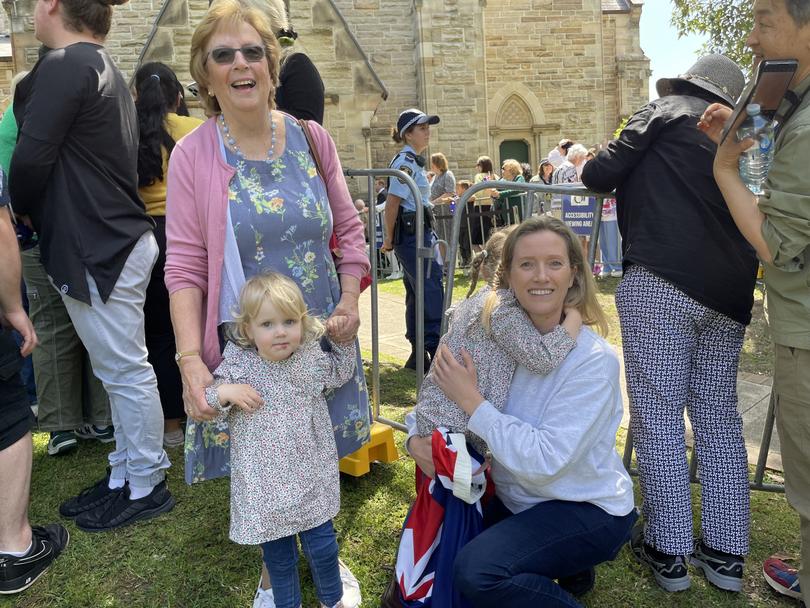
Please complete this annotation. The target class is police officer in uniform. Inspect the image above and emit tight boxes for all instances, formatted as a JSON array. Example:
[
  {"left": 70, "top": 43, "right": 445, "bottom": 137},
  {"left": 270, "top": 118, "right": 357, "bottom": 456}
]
[{"left": 381, "top": 109, "right": 444, "bottom": 370}]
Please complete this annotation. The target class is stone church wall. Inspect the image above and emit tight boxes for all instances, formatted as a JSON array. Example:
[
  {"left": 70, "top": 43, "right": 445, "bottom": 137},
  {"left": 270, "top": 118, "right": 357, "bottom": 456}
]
[{"left": 2, "top": 0, "right": 649, "bottom": 195}]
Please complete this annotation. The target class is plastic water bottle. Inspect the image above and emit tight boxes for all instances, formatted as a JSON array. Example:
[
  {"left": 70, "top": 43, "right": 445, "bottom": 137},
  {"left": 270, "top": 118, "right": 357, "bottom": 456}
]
[{"left": 738, "top": 103, "right": 775, "bottom": 195}]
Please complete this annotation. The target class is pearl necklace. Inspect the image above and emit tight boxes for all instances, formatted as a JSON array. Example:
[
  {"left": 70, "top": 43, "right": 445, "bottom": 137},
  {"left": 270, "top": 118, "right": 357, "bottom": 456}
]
[{"left": 219, "top": 112, "right": 277, "bottom": 163}]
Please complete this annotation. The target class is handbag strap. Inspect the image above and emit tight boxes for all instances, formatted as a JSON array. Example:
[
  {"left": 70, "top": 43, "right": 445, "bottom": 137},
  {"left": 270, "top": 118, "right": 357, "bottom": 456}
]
[{"left": 298, "top": 118, "right": 326, "bottom": 180}]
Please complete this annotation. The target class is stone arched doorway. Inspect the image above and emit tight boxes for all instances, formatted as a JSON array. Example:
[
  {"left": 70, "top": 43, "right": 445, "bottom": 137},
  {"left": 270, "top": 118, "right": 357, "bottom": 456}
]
[{"left": 489, "top": 86, "right": 549, "bottom": 168}]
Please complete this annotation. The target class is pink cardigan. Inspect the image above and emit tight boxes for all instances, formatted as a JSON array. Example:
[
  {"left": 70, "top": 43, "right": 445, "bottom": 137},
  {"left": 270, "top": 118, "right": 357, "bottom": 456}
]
[{"left": 164, "top": 116, "right": 369, "bottom": 370}]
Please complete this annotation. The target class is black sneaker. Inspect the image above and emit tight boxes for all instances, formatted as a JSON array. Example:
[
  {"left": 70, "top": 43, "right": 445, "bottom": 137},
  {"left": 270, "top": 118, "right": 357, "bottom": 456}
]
[
  {"left": 558, "top": 568, "right": 595, "bottom": 597},
  {"left": 74, "top": 424, "right": 115, "bottom": 444},
  {"left": 47, "top": 431, "right": 77, "bottom": 456},
  {"left": 59, "top": 470, "right": 121, "bottom": 518},
  {"left": 403, "top": 349, "right": 431, "bottom": 372},
  {"left": 0, "top": 524, "right": 69, "bottom": 594},
  {"left": 75, "top": 480, "right": 175, "bottom": 532},
  {"left": 690, "top": 538, "right": 744, "bottom": 592},
  {"left": 630, "top": 524, "right": 691, "bottom": 592}
]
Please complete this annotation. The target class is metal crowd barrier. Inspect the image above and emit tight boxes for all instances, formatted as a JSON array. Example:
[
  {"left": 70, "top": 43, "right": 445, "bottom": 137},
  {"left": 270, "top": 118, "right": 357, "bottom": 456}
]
[
  {"left": 622, "top": 391, "right": 784, "bottom": 493},
  {"left": 345, "top": 170, "right": 783, "bottom": 492},
  {"left": 442, "top": 180, "right": 609, "bottom": 330},
  {"left": 344, "top": 168, "right": 431, "bottom": 432}
]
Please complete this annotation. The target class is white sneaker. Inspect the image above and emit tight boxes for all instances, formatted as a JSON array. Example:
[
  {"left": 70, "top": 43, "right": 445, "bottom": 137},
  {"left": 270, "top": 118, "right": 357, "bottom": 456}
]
[
  {"left": 339, "top": 559, "right": 362, "bottom": 608},
  {"left": 387, "top": 272, "right": 403, "bottom": 280},
  {"left": 253, "top": 562, "right": 358, "bottom": 608},
  {"left": 253, "top": 576, "right": 276, "bottom": 608},
  {"left": 610, "top": 270, "right": 623, "bottom": 278}
]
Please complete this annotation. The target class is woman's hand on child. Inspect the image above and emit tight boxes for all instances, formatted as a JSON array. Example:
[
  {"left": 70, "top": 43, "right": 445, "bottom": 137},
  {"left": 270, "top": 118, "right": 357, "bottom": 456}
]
[
  {"left": 326, "top": 314, "right": 355, "bottom": 344},
  {"left": 180, "top": 357, "right": 217, "bottom": 422},
  {"left": 562, "top": 307, "right": 583, "bottom": 340},
  {"left": 432, "top": 345, "right": 484, "bottom": 416},
  {"left": 217, "top": 384, "right": 264, "bottom": 413}
]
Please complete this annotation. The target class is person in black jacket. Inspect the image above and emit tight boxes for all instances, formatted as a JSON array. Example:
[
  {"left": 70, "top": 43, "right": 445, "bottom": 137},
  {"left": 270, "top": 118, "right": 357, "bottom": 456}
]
[
  {"left": 581, "top": 55, "right": 756, "bottom": 594},
  {"left": 375, "top": 178, "right": 388, "bottom": 205},
  {"left": 276, "top": 51, "right": 325, "bottom": 125}
]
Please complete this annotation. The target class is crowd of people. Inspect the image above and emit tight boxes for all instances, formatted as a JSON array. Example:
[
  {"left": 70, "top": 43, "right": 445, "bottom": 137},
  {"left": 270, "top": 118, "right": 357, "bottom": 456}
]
[
  {"left": 0, "top": 0, "right": 809, "bottom": 607},
  {"left": 365, "top": 133, "right": 622, "bottom": 289}
]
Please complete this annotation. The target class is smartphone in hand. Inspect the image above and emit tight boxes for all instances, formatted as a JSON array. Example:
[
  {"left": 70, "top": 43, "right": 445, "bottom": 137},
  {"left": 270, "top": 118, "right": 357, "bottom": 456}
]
[{"left": 719, "top": 59, "right": 798, "bottom": 145}]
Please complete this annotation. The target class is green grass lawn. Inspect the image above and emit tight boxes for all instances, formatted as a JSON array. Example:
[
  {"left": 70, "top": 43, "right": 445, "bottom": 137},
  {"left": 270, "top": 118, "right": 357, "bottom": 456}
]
[
  {"left": 5, "top": 278, "right": 783, "bottom": 607},
  {"left": 7, "top": 356, "right": 798, "bottom": 608}
]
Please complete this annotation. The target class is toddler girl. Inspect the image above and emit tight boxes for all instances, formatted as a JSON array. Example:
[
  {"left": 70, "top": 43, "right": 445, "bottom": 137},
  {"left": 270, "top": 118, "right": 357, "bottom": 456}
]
[
  {"left": 206, "top": 272, "right": 356, "bottom": 608},
  {"left": 414, "top": 226, "right": 582, "bottom": 455}
]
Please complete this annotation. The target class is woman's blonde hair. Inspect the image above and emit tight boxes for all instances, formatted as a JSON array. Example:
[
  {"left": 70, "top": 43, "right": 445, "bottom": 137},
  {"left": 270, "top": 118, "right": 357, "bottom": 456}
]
[
  {"left": 482, "top": 215, "right": 608, "bottom": 336},
  {"left": 466, "top": 225, "right": 516, "bottom": 299},
  {"left": 236, "top": 0, "right": 288, "bottom": 30},
  {"left": 501, "top": 158, "right": 521, "bottom": 179},
  {"left": 430, "top": 152, "right": 448, "bottom": 173},
  {"left": 229, "top": 271, "right": 323, "bottom": 349},
  {"left": 190, "top": 0, "right": 281, "bottom": 116}
]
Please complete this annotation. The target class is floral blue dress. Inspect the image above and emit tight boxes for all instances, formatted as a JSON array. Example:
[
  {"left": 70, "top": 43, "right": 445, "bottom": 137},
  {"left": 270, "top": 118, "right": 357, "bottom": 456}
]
[{"left": 184, "top": 116, "right": 371, "bottom": 484}]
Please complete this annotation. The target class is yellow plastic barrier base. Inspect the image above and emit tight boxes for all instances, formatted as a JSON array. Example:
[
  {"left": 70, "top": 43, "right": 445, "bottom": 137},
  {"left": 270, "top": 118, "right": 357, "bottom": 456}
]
[{"left": 339, "top": 422, "right": 399, "bottom": 477}]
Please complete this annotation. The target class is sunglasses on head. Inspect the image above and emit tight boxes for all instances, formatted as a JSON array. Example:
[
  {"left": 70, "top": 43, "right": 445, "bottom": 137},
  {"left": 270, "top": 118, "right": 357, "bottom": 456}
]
[{"left": 206, "top": 45, "right": 266, "bottom": 65}]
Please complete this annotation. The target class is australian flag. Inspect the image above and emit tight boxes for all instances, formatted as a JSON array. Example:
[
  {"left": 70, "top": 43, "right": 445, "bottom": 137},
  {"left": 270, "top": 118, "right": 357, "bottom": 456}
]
[{"left": 393, "top": 428, "right": 492, "bottom": 607}]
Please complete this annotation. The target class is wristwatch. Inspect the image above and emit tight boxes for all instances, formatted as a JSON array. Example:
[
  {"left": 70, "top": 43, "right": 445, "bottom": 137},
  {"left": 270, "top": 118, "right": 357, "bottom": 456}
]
[{"left": 174, "top": 350, "right": 200, "bottom": 363}]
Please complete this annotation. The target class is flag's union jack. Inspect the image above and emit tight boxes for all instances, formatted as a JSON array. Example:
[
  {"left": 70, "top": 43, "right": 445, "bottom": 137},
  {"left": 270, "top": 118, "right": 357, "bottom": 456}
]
[{"left": 393, "top": 428, "right": 492, "bottom": 607}]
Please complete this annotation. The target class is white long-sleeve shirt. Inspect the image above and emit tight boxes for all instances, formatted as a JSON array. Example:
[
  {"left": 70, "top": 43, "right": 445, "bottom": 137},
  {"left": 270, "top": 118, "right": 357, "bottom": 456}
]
[{"left": 407, "top": 327, "right": 635, "bottom": 517}]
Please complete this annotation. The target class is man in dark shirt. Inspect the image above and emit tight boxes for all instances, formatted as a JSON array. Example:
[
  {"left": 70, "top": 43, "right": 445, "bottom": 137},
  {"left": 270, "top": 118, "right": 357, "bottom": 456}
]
[
  {"left": 10, "top": 10, "right": 173, "bottom": 532},
  {"left": 0, "top": 175, "right": 69, "bottom": 594},
  {"left": 376, "top": 178, "right": 388, "bottom": 205},
  {"left": 11, "top": 45, "right": 152, "bottom": 304},
  {"left": 582, "top": 55, "right": 756, "bottom": 593}
]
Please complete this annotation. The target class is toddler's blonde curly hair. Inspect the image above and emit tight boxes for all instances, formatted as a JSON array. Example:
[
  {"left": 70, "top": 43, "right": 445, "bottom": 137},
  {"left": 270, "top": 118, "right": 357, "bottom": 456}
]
[{"left": 228, "top": 271, "right": 323, "bottom": 350}]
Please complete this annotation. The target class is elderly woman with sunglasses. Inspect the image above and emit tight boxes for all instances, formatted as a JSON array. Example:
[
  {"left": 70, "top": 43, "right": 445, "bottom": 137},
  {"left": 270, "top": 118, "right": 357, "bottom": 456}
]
[{"left": 164, "top": 1, "right": 369, "bottom": 605}]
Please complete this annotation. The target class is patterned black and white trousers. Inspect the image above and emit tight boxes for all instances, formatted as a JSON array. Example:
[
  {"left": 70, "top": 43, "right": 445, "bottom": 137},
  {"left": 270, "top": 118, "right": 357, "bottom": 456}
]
[{"left": 616, "top": 264, "right": 749, "bottom": 556}]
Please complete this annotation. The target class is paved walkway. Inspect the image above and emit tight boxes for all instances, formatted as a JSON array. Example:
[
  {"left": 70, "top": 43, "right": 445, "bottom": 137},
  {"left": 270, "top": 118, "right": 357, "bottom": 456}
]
[{"left": 358, "top": 288, "right": 783, "bottom": 472}]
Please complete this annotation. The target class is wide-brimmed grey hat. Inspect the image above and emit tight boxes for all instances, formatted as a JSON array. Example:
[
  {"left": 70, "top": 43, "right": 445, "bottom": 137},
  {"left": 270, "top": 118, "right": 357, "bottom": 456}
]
[{"left": 656, "top": 54, "right": 745, "bottom": 106}]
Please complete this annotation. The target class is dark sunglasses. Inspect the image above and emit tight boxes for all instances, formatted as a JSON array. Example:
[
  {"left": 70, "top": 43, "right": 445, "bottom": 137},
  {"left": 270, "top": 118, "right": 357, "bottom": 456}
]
[{"left": 206, "top": 45, "right": 266, "bottom": 65}]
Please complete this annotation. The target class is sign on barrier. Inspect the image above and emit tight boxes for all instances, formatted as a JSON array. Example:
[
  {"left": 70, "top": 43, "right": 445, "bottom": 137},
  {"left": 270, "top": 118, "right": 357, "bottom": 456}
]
[{"left": 561, "top": 195, "right": 598, "bottom": 235}]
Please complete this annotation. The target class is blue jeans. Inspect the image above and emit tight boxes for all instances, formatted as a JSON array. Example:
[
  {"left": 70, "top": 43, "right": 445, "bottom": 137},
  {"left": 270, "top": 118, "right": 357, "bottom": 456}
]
[
  {"left": 393, "top": 229, "right": 444, "bottom": 351},
  {"left": 599, "top": 220, "right": 622, "bottom": 273},
  {"left": 454, "top": 498, "right": 637, "bottom": 607},
  {"left": 261, "top": 519, "right": 342, "bottom": 608}
]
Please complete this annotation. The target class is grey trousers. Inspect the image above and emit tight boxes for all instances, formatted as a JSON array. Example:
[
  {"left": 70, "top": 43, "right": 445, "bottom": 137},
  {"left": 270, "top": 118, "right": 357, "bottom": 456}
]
[{"left": 56, "top": 232, "right": 170, "bottom": 488}]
